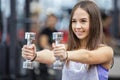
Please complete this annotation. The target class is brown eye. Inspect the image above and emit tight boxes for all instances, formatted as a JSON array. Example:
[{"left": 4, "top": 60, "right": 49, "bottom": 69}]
[
  {"left": 81, "top": 19, "right": 87, "bottom": 22},
  {"left": 72, "top": 20, "right": 76, "bottom": 23}
]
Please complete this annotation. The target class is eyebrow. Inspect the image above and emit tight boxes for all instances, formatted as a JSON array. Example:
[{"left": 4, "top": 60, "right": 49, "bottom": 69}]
[{"left": 72, "top": 18, "right": 88, "bottom": 20}]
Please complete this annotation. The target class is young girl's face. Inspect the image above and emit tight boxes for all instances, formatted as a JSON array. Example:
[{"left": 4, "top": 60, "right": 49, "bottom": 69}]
[{"left": 72, "top": 7, "right": 90, "bottom": 41}]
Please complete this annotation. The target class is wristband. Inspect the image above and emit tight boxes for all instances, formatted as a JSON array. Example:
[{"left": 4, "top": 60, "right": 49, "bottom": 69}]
[{"left": 31, "top": 53, "right": 37, "bottom": 62}]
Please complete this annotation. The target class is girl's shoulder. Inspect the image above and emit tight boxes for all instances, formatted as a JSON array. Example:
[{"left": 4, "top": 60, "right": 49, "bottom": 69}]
[
  {"left": 99, "top": 44, "right": 106, "bottom": 47},
  {"left": 99, "top": 44, "right": 110, "bottom": 47},
  {"left": 98, "top": 44, "right": 113, "bottom": 51}
]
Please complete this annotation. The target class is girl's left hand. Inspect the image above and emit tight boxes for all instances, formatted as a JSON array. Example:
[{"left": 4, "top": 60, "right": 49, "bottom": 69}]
[{"left": 53, "top": 43, "right": 67, "bottom": 61}]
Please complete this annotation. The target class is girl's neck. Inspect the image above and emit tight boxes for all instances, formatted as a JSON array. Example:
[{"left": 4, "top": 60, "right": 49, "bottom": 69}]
[{"left": 80, "top": 40, "right": 87, "bottom": 49}]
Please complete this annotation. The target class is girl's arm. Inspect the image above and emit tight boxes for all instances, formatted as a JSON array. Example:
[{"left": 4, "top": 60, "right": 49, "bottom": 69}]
[
  {"left": 67, "top": 46, "right": 113, "bottom": 65},
  {"left": 22, "top": 44, "right": 55, "bottom": 65},
  {"left": 35, "top": 49, "right": 55, "bottom": 65}
]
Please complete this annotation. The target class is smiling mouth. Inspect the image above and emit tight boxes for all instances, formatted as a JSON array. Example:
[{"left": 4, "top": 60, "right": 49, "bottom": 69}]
[{"left": 76, "top": 30, "right": 85, "bottom": 34}]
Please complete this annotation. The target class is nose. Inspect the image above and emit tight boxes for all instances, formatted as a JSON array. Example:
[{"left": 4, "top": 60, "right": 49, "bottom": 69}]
[{"left": 75, "top": 22, "right": 82, "bottom": 28}]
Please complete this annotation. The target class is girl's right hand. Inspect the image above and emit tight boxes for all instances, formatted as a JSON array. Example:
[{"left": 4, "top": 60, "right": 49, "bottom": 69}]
[{"left": 21, "top": 44, "right": 36, "bottom": 61}]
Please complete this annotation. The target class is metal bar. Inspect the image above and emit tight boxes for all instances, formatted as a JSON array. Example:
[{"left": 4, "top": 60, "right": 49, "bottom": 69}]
[
  {"left": 9, "top": 0, "right": 17, "bottom": 79},
  {"left": 113, "top": 0, "right": 119, "bottom": 37},
  {"left": 25, "top": 0, "right": 31, "bottom": 32}
]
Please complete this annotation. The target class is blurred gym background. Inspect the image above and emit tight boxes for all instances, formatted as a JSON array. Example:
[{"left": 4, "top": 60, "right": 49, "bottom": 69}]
[{"left": 0, "top": 0, "right": 120, "bottom": 80}]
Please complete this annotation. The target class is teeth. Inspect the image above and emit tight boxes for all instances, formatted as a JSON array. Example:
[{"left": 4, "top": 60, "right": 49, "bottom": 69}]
[
  {"left": 77, "top": 31, "right": 84, "bottom": 33},
  {"left": 76, "top": 30, "right": 85, "bottom": 32}
]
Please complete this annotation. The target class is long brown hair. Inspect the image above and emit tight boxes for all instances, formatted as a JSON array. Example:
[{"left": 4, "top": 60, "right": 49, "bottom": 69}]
[{"left": 67, "top": 0, "right": 104, "bottom": 50}]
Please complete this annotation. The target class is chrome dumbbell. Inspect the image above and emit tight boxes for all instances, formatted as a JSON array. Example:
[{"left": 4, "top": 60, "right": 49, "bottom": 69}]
[
  {"left": 52, "top": 32, "right": 64, "bottom": 70},
  {"left": 23, "top": 32, "right": 36, "bottom": 69}
]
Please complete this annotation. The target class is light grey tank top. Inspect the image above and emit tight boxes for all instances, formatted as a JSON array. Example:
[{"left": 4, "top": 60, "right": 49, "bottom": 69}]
[{"left": 62, "top": 61, "right": 99, "bottom": 80}]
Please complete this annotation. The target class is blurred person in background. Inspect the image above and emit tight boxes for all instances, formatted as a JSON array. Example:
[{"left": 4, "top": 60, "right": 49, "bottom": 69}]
[
  {"left": 101, "top": 11, "right": 118, "bottom": 48},
  {"left": 22, "top": 0, "right": 114, "bottom": 80},
  {"left": 36, "top": 13, "right": 58, "bottom": 80},
  {"left": 38, "top": 13, "right": 58, "bottom": 50}
]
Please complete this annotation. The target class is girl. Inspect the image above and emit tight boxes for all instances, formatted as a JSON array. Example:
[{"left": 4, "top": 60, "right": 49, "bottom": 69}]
[{"left": 22, "top": 1, "right": 113, "bottom": 80}]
